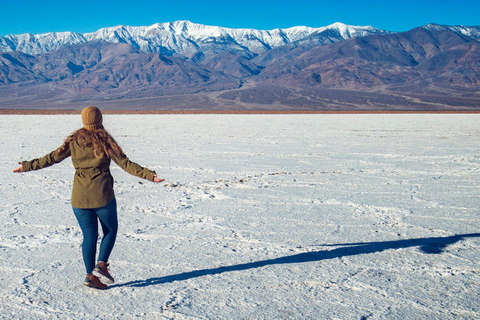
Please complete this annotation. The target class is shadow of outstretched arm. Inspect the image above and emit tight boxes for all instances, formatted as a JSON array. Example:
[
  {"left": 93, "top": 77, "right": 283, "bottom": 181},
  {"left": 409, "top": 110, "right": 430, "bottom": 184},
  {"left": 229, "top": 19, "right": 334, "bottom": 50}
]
[{"left": 111, "top": 233, "right": 480, "bottom": 289}]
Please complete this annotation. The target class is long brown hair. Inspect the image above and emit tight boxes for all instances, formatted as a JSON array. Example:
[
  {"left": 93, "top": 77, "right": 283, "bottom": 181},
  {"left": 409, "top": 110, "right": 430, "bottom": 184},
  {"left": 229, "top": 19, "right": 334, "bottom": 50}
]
[{"left": 57, "top": 128, "right": 124, "bottom": 159}]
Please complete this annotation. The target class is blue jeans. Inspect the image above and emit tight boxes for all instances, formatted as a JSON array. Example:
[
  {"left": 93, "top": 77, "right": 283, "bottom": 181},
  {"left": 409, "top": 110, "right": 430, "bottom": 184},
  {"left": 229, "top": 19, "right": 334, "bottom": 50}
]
[{"left": 72, "top": 198, "right": 118, "bottom": 274}]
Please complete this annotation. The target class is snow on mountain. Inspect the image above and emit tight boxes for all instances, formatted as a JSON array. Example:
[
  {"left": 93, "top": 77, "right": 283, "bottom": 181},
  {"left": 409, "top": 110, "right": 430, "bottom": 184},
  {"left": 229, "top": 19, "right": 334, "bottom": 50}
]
[
  {"left": 0, "top": 32, "right": 87, "bottom": 55},
  {"left": 316, "top": 22, "right": 387, "bottom": 39},
  {"left": 446, "top": 25, "right": 480, "bottom": 40},
  {"left": 422, "top": 23, "right": 480, "bottom": 40},
  {"left": 0, "top": 20, "right": 388, "bottom": 56}
]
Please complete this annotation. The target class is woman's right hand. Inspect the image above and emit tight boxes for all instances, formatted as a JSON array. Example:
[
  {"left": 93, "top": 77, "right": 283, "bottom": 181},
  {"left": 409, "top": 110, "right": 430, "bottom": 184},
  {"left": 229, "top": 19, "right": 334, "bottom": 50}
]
[{"left": 13, "top": 162, "right": 23, "bottom": 173}]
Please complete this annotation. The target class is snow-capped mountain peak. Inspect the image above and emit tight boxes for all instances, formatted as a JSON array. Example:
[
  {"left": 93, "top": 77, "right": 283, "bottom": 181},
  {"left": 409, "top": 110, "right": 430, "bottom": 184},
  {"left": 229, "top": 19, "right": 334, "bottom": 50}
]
[
  {"left": 319, "top": 22, "right": 390, "bottom": 39},
  {"left": 0, "top": 20, "right": 388, "bottom": 56},
  {"left": 422, "top": 23, "right": 480, "bottom": 40}
]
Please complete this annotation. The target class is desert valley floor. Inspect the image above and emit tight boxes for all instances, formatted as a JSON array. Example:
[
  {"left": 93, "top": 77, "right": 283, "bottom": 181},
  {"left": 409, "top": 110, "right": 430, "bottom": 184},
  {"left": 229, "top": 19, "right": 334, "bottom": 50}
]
[{"left": 0, "top": 114, "right": 479, "bottom": 319}]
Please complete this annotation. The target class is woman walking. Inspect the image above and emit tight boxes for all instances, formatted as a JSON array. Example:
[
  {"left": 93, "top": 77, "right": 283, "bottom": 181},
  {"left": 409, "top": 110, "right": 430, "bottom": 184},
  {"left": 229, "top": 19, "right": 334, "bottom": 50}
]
[{"left": 13, "top": 106, "right": 164, "bottom": 290}]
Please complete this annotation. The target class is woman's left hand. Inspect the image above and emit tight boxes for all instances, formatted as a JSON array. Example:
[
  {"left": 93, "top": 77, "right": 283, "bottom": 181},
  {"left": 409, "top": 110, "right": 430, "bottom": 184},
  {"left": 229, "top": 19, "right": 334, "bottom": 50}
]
[{"left": 153, "top": 174, "right": 165, "bottom": 183}]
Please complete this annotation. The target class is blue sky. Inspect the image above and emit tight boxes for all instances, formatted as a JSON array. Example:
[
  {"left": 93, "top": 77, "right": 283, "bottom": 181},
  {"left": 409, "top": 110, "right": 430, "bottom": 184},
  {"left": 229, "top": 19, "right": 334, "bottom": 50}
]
[{"left": 0, "top": 0, "right": 479, "bottom": 36}]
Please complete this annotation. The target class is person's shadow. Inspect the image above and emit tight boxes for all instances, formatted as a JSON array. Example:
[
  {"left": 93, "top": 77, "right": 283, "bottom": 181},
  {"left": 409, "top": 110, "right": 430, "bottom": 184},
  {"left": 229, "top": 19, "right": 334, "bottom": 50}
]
[{"left": 110, "top": 233, "right": 480, "bottom": 289}]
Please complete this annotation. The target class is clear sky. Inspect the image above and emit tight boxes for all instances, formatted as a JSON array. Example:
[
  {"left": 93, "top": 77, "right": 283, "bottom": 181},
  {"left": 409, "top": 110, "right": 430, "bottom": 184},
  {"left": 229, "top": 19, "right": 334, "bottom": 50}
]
[{"left": 0, "top": 0, "right": 479, "bottom": 36}]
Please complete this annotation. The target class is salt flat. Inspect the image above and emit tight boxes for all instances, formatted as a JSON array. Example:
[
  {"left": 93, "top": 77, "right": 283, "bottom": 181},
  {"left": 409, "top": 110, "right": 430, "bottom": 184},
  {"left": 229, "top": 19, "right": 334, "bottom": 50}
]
[{"left": 0, "top": 114, "right": 479, "bottom": 319}]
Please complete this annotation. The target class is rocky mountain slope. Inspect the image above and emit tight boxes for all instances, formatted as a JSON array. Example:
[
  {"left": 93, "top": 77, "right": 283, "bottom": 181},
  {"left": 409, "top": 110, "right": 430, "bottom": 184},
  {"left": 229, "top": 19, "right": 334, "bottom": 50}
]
[
  {"left": 0, "top": 21, "right": 479, "bottom": 110},
  {"left": 256, "top": 25, "right": 480, "bottom": 88}
]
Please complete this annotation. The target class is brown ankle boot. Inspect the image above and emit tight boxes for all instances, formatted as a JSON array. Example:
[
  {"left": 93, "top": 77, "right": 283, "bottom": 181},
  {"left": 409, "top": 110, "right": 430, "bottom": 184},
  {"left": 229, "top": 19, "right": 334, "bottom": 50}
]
[
  {"left": 84, "top": 274, "right": 107, "bottom": 290},
  {"left": 93, "top": 261, "right": 115, "bottom": 284}
]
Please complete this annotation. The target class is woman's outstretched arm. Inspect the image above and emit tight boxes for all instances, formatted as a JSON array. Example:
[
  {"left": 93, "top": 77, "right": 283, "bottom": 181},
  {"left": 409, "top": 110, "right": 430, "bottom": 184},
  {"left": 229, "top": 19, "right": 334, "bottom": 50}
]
[
  {"left": 112, "top": 151, "right": 164, "bottom": 183},
  {"left": 13, "top": 147, "right": 71, "bottom": 173}
]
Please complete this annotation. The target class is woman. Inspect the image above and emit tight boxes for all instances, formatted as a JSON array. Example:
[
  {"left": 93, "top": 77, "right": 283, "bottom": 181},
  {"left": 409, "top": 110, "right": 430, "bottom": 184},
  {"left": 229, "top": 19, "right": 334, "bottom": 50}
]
[{"left": 13, "top": 106, "right": 164, "bottom": 290}]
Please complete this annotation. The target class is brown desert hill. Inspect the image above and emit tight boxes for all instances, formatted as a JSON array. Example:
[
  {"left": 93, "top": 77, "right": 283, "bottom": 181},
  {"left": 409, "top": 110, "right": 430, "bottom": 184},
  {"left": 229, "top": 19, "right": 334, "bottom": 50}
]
[
  {"left": 255, "top": 25, "right": 480, "bottom": 91},
  {"left": 1, "top": 41, "right": 240, "bottom": 93},
  {"left": 0, "top": 51, "right": 41, "bottom": 84},
  {"left": 200, "top": 51, "right": 262, "bottom": 78}
]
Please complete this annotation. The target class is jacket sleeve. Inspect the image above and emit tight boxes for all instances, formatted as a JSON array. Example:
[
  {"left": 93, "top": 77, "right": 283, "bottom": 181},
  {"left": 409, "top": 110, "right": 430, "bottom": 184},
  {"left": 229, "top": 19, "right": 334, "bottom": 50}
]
[
  {"left": 111, "top": 152, "right": 156, "bottom": 181},
  {"left": 22, "top": 146, "right": 71, "bottom": 172}
]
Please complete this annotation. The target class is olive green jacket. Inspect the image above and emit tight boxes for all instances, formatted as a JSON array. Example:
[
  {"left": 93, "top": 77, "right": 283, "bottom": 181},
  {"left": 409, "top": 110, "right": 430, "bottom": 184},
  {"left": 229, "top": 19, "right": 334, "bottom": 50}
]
[{"left": 22, "top": 139, "right": 156, "bottom": 209}]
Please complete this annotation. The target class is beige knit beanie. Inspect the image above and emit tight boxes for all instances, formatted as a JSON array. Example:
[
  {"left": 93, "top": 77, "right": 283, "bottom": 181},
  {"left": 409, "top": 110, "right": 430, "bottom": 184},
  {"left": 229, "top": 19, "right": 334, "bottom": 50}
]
[{"left": 81, "top": 106, "right": 103, "bottom": 130}]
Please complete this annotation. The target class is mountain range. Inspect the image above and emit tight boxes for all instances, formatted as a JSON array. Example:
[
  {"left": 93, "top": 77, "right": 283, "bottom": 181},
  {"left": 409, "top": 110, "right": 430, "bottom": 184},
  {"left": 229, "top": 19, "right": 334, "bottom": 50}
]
[{"left": 1, "top": 21, "right": 479, "bottom": 111}]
